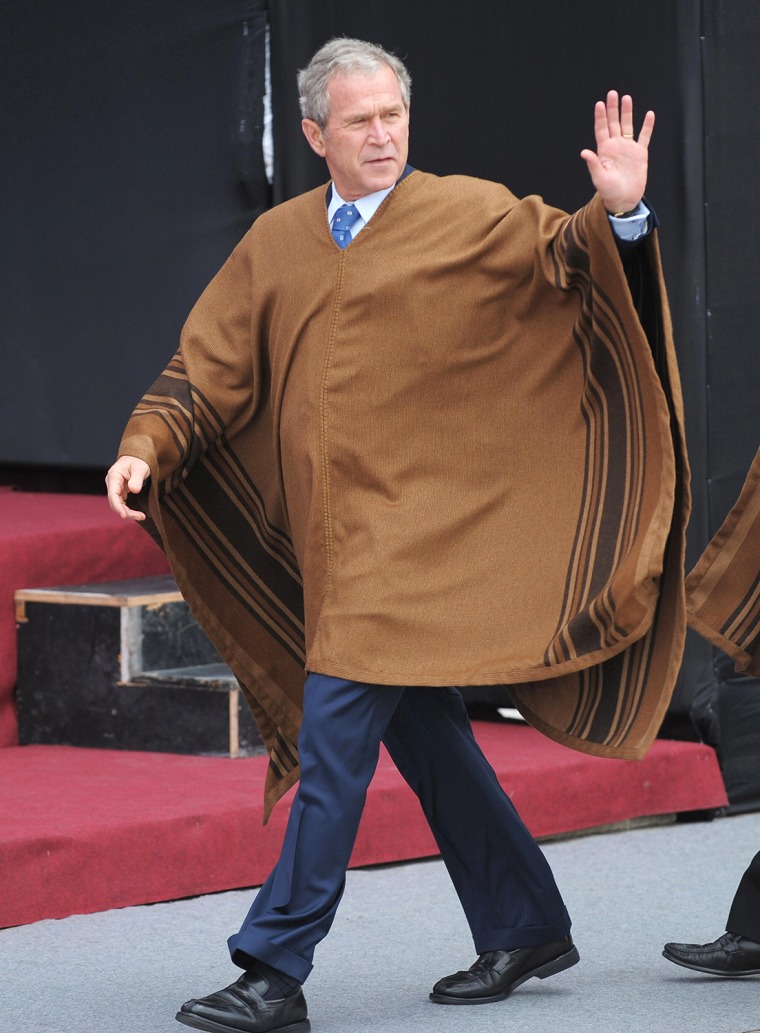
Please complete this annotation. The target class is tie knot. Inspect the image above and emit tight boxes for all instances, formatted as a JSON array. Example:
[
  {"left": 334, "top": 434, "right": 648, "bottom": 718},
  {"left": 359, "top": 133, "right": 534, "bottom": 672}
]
[{"left": 331, "top": 203, "right": 361, "bottom": 248}]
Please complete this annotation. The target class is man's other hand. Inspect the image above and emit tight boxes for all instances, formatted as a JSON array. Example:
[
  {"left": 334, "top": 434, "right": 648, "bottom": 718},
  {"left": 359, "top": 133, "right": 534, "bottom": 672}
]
[{"left": 105, "top": 455, "right": 150, "bottom": 521}]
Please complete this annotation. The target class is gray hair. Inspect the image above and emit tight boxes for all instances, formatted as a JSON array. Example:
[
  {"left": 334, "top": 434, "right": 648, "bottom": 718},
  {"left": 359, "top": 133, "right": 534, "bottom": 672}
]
[{"left": 298, "top": 38, "right": 412, "bottom": 128}]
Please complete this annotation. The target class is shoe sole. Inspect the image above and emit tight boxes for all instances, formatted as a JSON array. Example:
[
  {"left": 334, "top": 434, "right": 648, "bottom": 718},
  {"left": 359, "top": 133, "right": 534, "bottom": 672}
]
[
  {"left": 176, "top": 1010, "right": 311, "bottom": 1033},
  {"left": 662, "top": 950, "right": 760, "bottom": 977},
  {"left": 429, "top": 944, "right": 581, "bottom": 1005}
]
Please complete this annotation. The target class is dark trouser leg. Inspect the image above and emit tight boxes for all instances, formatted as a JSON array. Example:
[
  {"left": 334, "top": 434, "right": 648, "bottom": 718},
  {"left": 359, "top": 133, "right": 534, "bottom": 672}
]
[
  {"left": 727, "top": 851, "right": 760, "bottom": 942},
  {"left": 227, "top": 674, "right": 403, "bottom": 983},
  {"left": 382, "top": 686, "right": 570, "bottom": 951}
]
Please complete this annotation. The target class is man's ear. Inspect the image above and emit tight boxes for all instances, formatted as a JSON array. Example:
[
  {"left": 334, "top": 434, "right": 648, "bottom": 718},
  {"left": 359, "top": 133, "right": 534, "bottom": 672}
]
[{"left": 301, "top": 119, "right": 326, "bottom": 158}]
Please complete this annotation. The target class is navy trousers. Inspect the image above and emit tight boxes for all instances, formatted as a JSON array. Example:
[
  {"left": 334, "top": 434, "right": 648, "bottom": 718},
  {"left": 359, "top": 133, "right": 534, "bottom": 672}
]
[{"left": 227, "top": 674, "right": 571, "bottom": 983}]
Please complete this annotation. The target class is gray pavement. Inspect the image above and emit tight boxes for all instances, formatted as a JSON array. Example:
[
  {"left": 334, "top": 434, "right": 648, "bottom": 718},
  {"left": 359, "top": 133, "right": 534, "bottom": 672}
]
[{"left": 2, "top": 811, "right": 760, "bottom": 1033}]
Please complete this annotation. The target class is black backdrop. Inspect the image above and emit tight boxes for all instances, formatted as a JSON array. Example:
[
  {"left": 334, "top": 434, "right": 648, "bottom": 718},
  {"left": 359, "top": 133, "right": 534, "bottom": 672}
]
[
  {"left": 2, "top": 0, "right": 269, "bottom": 475},
  {"left": 3, "top": 0, "right": 760, "bottom": 736}
]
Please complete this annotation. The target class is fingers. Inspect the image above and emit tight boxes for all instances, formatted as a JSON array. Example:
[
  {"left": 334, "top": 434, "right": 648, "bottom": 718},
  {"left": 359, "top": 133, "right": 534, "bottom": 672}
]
[
  {"left": 128, "top": 470, "right": 146, "bottom": 494},
  {"left": 618, "top": 92, "right": 634, "bottom": 137},
  {"left": 637, "top": 108, "right": 656, "bottom": 149},
  {"left": 105, "top": 479, "right": 131, "bottom": 518},
  {"left": 593, "top": 98, "right": 611, "bottom": 145},
  {"left": 105, "top": 457, "right": 149, "bottom": 521},
  {"left": 595, "top": 90, "right": 655, "bottom": 148},
  {"left": 602, "top": 90, "right": 630, "bottom": 139},
  {"left": 105, "top": 476, "right": 142, "bottom": 519},
  {"left": 106, "top": 486, "right": 147, "bottom": 521},
  {"left": 114, "top": 502, "right": 146, "bottom": 522},
  {"left": 606, "top": 90, "right": 623, "bottom": 137}
]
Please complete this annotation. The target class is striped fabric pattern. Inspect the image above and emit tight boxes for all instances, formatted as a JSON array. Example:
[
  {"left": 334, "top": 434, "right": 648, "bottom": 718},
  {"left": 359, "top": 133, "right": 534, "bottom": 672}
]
[
  {"left": 128, "top": 353, "right": 308, "bottom": 812},
  {"left": 686, "top": 448, "right": 760, "bottom": 677},
  {"left": 509, "top": 202, "right": 689, "bottom": 757}
]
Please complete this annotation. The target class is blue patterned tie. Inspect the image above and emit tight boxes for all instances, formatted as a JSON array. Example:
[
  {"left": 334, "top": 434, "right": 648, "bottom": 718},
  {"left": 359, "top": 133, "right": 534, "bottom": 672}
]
[{"left": 331, "top": 203, "right": 361, "bottom": 248}]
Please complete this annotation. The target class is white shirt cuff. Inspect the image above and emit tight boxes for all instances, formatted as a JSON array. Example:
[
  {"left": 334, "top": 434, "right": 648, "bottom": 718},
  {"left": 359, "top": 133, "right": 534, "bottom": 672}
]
[{"left": 608, "top": 201, "right": 651, "bottom": 242}]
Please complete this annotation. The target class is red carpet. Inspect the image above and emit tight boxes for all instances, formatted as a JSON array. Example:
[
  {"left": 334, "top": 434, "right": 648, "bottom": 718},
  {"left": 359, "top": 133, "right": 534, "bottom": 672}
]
[
  {"left": 0, "top": 725, "right": 727, "bottom": 928},
  {"left": 0, "top": 491, "right": 169, "bottom": 746}
]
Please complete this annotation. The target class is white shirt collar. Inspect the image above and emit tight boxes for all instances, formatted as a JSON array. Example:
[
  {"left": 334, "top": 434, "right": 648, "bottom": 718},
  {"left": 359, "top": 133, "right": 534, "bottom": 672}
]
[{"left": 327, "top": 184, "right": 395, "bottom": 230}]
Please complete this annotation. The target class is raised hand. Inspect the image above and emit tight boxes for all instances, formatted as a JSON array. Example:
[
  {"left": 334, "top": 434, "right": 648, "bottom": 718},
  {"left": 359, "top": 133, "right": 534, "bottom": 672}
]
[{"left": 580, "top": 90, "right": 655, "bottom": 215}]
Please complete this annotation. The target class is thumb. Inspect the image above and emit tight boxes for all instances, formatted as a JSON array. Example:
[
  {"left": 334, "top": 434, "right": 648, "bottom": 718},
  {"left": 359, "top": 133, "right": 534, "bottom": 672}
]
[{"left": 127, "top": 465, "right": 147, "bottom": 494}]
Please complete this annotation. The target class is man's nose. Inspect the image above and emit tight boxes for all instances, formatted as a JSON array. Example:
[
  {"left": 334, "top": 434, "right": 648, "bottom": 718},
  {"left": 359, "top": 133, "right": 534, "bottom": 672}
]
[{"left": 366, "top": 116, "right": 389, "bottom": 143}]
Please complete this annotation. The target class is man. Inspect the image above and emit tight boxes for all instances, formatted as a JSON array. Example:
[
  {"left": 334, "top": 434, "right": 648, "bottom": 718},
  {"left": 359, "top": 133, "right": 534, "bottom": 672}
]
[
  {"left": 107, "top": 38, "right": 688, "bottom": 1033},
  {"left": 663, "top": 447, "right": 760, "bottom": 977}
]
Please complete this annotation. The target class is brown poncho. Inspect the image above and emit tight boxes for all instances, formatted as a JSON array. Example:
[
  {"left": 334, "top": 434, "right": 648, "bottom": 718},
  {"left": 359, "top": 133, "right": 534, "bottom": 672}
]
[
  {"left": 686, "top": 448, "right": 760, "bottom": 676},
  {"left": 120, "top": 171, "right": 690, "bottom": 818}
]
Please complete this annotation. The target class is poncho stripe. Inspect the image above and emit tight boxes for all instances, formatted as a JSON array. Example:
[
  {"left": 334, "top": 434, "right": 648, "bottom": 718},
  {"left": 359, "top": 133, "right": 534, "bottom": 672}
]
[{"left": 686, "top": 447, "right": 760, "bottom": 676}]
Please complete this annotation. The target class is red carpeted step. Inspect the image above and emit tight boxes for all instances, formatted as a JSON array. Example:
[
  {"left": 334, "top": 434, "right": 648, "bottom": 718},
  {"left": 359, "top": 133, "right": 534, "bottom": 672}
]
[
  {"left": 0, "top": 725, "right": 727, "bottom": 928},
  {"left": 0, "top": 492, "right": 169, "bottom": 747}
]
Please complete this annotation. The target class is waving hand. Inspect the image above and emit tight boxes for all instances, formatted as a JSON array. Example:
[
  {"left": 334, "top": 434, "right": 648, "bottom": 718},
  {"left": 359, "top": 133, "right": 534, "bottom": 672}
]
[{"left": 581, "top": 90, "right": 655, "bottom": 215}]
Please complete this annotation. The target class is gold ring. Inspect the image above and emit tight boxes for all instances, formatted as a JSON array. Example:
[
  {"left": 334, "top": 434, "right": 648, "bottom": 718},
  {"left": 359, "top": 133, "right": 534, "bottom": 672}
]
[{"left": 623, "top": 132, "right": 634, "bottom": 138}]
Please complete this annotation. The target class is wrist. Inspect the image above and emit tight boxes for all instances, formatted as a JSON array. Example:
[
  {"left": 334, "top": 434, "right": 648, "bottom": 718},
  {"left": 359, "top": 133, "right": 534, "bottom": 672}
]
[{"left": 606, "top": 201, "right": 643, "bottom": 219}]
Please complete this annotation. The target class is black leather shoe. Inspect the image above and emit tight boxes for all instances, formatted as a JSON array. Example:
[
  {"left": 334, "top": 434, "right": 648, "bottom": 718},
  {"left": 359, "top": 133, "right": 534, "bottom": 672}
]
[
  {"left": 176, "top": 969, "right": 310, "bottom": 1033},
  {"left": 430, "top": 935, "right": 579, "bottom": 1004},
  {"left": 663, "top": 932, "right": 760, "bottom": 976}
]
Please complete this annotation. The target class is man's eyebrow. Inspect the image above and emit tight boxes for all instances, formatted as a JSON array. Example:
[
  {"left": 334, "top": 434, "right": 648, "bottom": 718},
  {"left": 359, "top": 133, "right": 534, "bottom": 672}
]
[{"left": 341, "top": 102, "right": 405, "bottom": 123}]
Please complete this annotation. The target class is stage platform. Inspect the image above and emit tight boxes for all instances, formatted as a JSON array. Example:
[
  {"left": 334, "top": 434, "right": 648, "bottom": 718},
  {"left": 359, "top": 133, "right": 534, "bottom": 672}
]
[{"left": 0, "top": 725, "right": 727, "bottom": 929}]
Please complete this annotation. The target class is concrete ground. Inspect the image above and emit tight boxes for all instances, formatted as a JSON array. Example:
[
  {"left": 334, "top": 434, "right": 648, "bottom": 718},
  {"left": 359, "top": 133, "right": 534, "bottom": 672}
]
[{"left": 2, "top": 810, "right": 760, "bottom": 1033}]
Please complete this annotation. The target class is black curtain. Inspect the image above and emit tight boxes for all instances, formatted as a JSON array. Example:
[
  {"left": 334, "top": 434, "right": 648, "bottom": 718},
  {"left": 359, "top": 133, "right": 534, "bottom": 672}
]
[{"left": 2, "top": 0, "right": 269, "bottom": 473}]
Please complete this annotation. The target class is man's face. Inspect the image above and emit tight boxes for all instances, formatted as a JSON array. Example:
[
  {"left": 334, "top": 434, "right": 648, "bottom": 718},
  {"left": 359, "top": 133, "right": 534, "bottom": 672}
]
[{"left": 301, "top": 64, "right": 410, "bottom": 201}]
